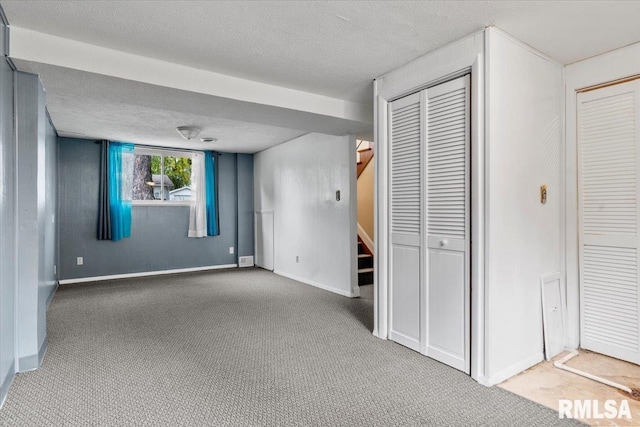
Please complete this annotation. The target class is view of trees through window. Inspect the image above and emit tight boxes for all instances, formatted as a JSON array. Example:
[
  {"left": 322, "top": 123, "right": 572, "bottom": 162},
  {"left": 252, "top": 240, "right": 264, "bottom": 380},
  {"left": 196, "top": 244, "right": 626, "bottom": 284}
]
[{"left": 132, "top": 152, "right": 192, "bottom": 201}]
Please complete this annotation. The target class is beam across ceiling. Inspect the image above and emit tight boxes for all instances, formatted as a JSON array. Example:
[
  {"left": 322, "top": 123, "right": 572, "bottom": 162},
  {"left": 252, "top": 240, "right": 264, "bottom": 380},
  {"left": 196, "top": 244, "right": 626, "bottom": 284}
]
[{"left": 9, "top": 27, "right": 372, "bottom": 125}]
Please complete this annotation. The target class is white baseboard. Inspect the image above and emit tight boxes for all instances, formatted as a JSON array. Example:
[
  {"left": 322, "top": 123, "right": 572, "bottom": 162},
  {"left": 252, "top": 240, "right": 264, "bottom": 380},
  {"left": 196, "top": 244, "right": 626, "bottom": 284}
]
[
  {"left": 475, "top": 375, "right": 491, "bottom": 387},
  {"left": 273, "top": 270, "right": 357, "bottom": 298},
  {"left": 59, "top": 264, "right": 238, "bottom": 285},
  {"left": 357, "top": 223, "right": 374, "bottom": 255},
  {"left": 372, "top": 329, "right": 387, "bottom": 340},
  {"left": 18, "top": 336, "right": 47, "bottom": 373},
  {"left": 485, "top": 352, "right": 544, "bottom": 386}
]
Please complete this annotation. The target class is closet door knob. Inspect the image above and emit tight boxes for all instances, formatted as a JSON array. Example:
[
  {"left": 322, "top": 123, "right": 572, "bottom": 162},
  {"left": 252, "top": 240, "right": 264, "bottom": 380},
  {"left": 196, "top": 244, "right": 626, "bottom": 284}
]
[{"left": 440, "top": 239, "right": 448, "bottom": 247}]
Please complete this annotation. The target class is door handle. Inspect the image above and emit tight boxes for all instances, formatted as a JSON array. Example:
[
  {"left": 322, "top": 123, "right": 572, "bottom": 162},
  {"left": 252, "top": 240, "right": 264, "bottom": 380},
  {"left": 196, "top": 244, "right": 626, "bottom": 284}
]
[{"left": 440, "top": 239, "right": 448, "bottom": 247}]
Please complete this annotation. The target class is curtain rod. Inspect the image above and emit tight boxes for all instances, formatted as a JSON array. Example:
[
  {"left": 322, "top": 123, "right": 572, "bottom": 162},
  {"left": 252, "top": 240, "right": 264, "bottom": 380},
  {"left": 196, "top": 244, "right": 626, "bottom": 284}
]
[{"left": 93, "top": 140, "right": 223, "bottom": 155}]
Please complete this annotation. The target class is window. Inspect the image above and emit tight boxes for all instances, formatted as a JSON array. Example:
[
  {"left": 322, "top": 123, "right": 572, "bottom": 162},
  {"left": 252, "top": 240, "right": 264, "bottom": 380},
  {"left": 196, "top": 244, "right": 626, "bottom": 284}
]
[{"left": 132, "top": 147, "right": 193, "bottom": 205}]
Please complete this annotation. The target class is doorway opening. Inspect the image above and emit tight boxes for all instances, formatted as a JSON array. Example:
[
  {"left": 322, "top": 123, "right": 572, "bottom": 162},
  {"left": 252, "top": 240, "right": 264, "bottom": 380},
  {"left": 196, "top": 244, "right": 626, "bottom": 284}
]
[{"left": 356, "top": 139, "right": 375, "bottom": 329}]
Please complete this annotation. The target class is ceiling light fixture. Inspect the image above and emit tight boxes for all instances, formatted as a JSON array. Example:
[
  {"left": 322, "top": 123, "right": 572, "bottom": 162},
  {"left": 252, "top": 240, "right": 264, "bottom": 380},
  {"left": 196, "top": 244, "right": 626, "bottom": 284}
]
[
  {"left": 176, "top": 126, "right": 201, "bottom": 141},
  {"left": 200, "top": 137, "right": 218, "bottom": 143}
]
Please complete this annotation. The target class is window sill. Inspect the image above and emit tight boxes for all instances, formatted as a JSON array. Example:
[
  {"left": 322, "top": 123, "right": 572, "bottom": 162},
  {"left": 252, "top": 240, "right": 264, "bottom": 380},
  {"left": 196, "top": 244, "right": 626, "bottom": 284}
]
[{"left": 132, "top": 201, "right": 191, "bottom": 207}]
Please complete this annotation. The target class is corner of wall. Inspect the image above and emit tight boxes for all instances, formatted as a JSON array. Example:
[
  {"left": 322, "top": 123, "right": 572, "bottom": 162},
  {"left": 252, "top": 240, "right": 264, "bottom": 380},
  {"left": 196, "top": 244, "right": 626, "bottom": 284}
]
[
  {"left": 484, "top": 28, "right": 563, "bottom": 382},
  {"left": 0, "top": 360, "right": 15, "bottom": 409},
  {"left": 254, "top": 133, "right": 355, "bottom": 297},
  {"left": 485, "top": 352, "right": 544, "bottom": 387},
  {"left": 17, "top": 336, "right": 47, "bottom": 373}
]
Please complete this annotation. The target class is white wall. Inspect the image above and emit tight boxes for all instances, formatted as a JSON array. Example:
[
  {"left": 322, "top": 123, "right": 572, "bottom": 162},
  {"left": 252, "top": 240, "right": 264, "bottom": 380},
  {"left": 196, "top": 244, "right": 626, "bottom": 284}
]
[
  {"left": 484, "top": 29, "right": 563, "bottom": 385},
  {"left": 254, "top": 133, "right": 358, "bottom": 297},
  {"left": 374, "top": 27, "right": 565, "bottom": 385},
  {"left": 564, "top": 41, "right": 640, "bottom": 350}
]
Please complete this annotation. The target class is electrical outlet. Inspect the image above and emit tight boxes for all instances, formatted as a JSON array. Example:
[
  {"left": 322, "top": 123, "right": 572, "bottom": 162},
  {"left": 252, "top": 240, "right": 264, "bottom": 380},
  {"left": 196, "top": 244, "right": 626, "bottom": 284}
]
[
  {"left": 77, "top": 257, "right": 83, "bottom": 266},
  {"left": 229, "top": 247, "right": 234, "bottom": 254},
  {"left": 296, "top": 255, "right": 299, "bottom": 263}
]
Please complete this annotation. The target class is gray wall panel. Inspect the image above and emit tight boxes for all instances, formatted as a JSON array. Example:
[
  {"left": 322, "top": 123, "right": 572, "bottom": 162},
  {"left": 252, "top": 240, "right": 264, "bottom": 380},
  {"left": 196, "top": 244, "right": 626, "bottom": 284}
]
[
  {"left": 15, "top": 71, "right": 53, "bottom": 371},
  {"left": 0, "top": 18, "right": 16, "bottom": 402},
  {"left": 15, "top": 72, "right": 42, "bottom": 368},
  {"left": 41, "top": 117, "right": 57, "bottom": 306},
  {"left": 237, "top": 154, "right": 254, "bottom": 258},
  {"left": 58, "top": 138, "right": 252, "bottom": 279}
]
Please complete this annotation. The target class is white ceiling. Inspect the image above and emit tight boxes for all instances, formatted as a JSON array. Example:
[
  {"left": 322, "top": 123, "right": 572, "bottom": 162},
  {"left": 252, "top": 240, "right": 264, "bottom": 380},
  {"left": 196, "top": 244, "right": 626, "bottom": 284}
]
[{"left": 3, "top": 1, "right": 640, "bottom": 152}]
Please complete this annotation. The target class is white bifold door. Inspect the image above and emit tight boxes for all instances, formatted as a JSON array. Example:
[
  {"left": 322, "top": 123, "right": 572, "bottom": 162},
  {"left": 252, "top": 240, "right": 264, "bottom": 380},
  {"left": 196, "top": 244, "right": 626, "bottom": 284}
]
[
  {"left": 578, "top": 79, "right": 640, "bottom": 364},
  {"left": 388, "top": 75, "right": 471, "bottom": 373}
]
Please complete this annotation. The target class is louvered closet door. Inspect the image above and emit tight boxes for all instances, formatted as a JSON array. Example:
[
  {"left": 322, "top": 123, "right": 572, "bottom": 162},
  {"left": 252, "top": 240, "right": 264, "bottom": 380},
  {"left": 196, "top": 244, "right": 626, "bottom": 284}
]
[
  {"left": 578, "top": 80, "right": 640, "bottom": 364},
  {"left": 389, "top": 92, "right": 424, "bottom": 352},
  {"left": 425, "top": 75, "right": 471, "bottom": 373}
]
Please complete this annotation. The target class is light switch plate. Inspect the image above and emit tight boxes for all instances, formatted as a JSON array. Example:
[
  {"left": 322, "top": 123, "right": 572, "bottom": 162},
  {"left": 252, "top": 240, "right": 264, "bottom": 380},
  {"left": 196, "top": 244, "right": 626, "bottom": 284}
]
[{"left": 229, "top": 247, "right": 234, "bottom": 254}]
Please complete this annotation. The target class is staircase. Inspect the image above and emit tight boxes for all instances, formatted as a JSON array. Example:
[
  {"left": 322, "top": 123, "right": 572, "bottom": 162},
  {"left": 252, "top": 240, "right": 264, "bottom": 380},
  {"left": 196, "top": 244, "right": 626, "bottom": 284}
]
[
  {"left": 356, "top": 140, "right": 374, "bottom": 178},
  {"left": 356, "top": 139, "right": 375, "bottom": 287},
  {"left": 357, "top": 238, "right": 374, "bottom": 286}
]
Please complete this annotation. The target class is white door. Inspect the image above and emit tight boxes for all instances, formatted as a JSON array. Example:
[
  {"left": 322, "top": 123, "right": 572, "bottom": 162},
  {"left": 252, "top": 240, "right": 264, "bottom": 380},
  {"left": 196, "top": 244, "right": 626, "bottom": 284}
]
[
  {"left": 255, "top": 211, "right": 274, "bottom": 271},
  {"left": 424, "top": 76, "right": 471, "bottom": 373},
  {"left": 389, "top": 92, "right": 423, "bottom": 352},
  {"left": 578, "top": 80, "right": 640, "bottom": 364},
  {"left": 388, "top": 75, "right": 471, "bottom": 373}
]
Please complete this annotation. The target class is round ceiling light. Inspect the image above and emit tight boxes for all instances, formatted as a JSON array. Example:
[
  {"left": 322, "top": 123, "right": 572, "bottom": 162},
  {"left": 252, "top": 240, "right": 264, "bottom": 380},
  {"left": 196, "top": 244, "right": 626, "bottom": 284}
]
[{"left": 176, "top": 126, "right": 201, "bottom": 141}]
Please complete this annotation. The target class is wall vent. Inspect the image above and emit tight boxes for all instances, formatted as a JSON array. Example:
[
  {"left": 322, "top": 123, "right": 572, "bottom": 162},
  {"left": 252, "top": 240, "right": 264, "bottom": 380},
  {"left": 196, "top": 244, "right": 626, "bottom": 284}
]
[{"left": 239, "top": 256, "right": 254, "bottom": 268}]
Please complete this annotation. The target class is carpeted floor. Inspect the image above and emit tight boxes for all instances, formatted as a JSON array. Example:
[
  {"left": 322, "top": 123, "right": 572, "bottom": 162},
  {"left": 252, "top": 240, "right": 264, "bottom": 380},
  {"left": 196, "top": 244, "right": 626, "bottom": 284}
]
[{"left": 0, "top": 268, "right": 581, "bottom": 426}]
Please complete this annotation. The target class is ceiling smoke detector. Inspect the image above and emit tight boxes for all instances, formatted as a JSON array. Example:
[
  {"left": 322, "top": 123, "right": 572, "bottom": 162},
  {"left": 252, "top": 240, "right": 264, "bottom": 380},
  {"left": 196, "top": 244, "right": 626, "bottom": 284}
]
[
  {"left": 200, "top": 137, "right": 218, "bottom": 143},
  {"left": 176, "top": 126, "right": 201, "bottom": 141}
]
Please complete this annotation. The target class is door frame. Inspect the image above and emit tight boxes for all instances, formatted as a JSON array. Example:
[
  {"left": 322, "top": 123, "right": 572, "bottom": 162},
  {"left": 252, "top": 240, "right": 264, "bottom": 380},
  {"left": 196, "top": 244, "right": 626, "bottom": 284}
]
[
  {"left": 576, "top": 81, "right": 640, "bottom": 363},
  {"left": 565, "top": 42, "right": 640, "bottom": 351},
  {"left": 373, "top": 31, "right": 486, "bottom": 383}
]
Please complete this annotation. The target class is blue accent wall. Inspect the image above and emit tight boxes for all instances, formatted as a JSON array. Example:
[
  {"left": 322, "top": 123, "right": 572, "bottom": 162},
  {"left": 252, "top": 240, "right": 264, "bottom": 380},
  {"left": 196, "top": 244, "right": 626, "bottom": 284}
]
[
  {"left": 57, "top": 138, "right": 254, "bottom": 280},
  {"left": 237, "top": 154, "right": 254, "bottom": 257}
]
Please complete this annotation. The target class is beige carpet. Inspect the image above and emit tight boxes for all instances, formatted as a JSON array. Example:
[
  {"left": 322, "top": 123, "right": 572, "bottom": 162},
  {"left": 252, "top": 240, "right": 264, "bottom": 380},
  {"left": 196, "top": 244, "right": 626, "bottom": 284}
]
[{"left": 0, "top": 268, "right": 580, "bottom": 426}]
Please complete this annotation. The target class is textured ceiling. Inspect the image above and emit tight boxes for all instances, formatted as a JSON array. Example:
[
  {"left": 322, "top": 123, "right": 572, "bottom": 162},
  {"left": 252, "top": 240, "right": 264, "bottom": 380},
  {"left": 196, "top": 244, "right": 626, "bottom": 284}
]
[
  {"left": 4, "top": 1, "right": 640, "bottom": 105},
  {"left": 15, "top": 61, "right": 319, "bottom": 153},
  {"left": 4, "top": 1, "right": 640, "bottom": 152}
]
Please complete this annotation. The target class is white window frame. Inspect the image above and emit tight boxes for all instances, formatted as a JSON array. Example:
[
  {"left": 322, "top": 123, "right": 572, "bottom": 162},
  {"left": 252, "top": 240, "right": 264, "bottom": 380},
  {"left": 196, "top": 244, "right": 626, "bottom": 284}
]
[{"left": 132, "top": 146, "right": 194, "bottom": 207}]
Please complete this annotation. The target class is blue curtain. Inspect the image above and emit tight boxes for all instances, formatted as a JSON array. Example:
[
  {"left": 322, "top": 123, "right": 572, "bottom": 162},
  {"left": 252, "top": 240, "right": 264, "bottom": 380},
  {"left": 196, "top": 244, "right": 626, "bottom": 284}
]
[
  {"left": 108, "top": 142, "right": 135, "bottom": 241},
  {"left": 204, "top": 151, "right": 219, "bottom": 236}
]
